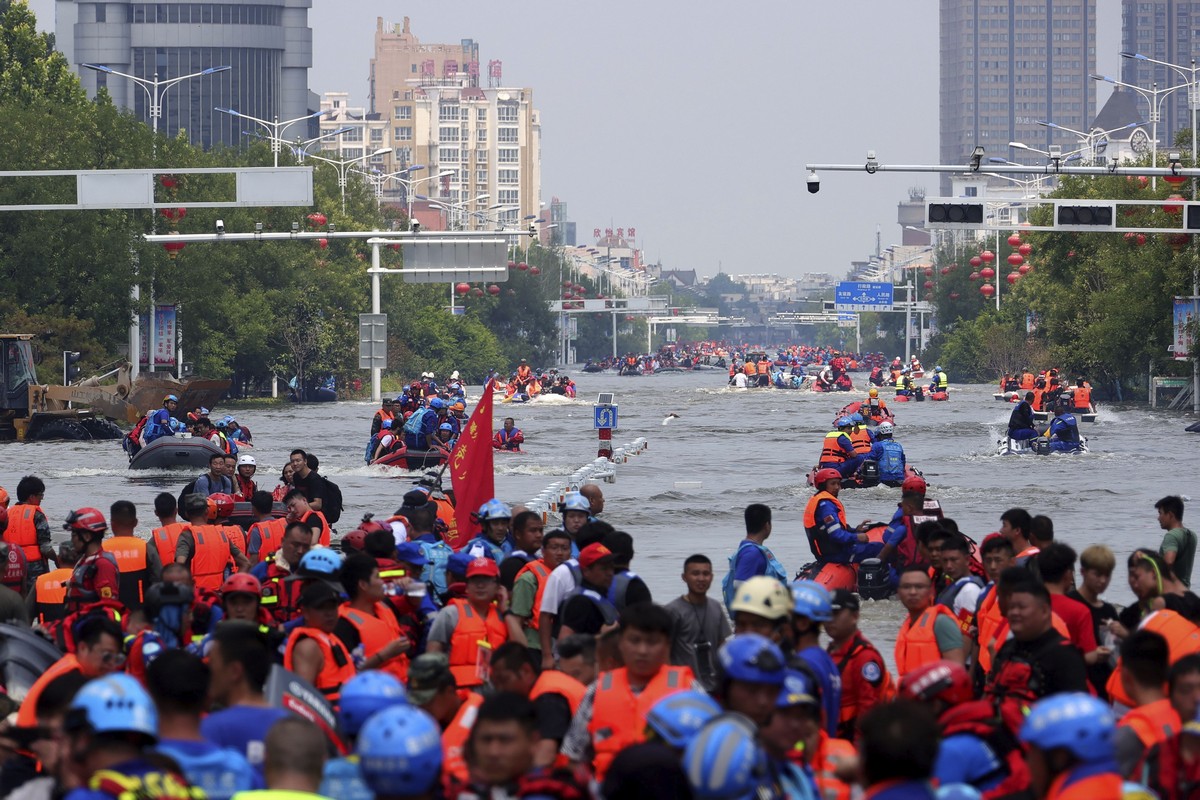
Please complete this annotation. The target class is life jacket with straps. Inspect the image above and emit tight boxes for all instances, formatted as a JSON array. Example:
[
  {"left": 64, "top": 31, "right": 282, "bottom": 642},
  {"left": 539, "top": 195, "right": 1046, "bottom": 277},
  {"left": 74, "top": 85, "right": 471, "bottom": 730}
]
[
  {"left": 801, "top": 731, "right": 856, "bottom": 800},
  {"left": 447, "top": 598, "right": 507, "bottom": 689},
  {"left": 985, "top": 632, "right": 1070, "bottom": 737},
  {"left": 259, "top": 561, "right": 303, "bottom": 624},
  {"left": 849, "top": 428, "right": 873, "bottom": 455},
  {"left": 248, "top": 517, "right": 288, "bottom": 561},
  {"left": 721, "top": 540, "right": 789, "bottom": 607},
  {"left": 1120, "top": 697, "right": 1181, "bottom": 757},
  {"left": 935, "top": 371, "right": 949, "bottom": 389},
  {"left": 1147, "top": 733, "right": 1200, "bottom": 800},
  {"left": 607, "top": 570, "right": 643, "bottom": 611},
  {"left": 154, "top": 742, "right": 257, "bottom": 800},
  {"left": 820, "top": 432, "right": 849, "bottom": 465},
  {"left": 894, "top": 605, "right": 959, "bottom": 677},
  {"left": 1020, "top": 373, "right": 1035, "bottom": 390},
  {"left": 875, "top": 440, "right": 905, "bottom": 481},
  {"left": 803, "top": 492, "right": 848, "bottom": 561},
  {"left": 339, "top": 603, "right": 408, "bottom": 682},
  {"left": 976, "top": 585, "right": 1005, "bottom": 674},
  {"left": 559, "top": 585, "right": 618, "bottom": 631},
  {"left": 940, "top": 699, "right": 1033, "bottom": 800},
  {"left": 588, "top": 665, "right": 694, "bottom": 781},
  {"left": 283, "top": 627, "right": 356, "bottom": 705},
  {"left": 33, "top": 567, "right": 72, "bottom": 624},
  {"left": 151, "top": 522, "right": 190, "bottom": 565},
  {"left": 936, "top": 575, "right": 985, "bottom": 630},
  {"left": 442, "top": 691, "right": 485, "bottom": 787},
  {"left": 529, "top": 669, "right": 586, "bottom": 715},
  {"left": 5, "top": 504, "right": 45, "bottom": 563},
  {"left": 1044, "top": 768, "right": 1123, "bottom": 800},
  {"left": 405, "top": 532, "right": 452, "bottom": 598},
  {"left": 1107, "top": 610, "right": 1200, "bottom": 707},
  {"left": 514, "top": 559, "right": 552, "bottom": 629},
  {"left": 187, "top": 526, "right": 232, "bottom": 592},
  {"left": 105, "top": 536, "right": 149, "bottom": 610},
  {"left": 1072, "top": 386, "right": 1092, "bottom": 409}
]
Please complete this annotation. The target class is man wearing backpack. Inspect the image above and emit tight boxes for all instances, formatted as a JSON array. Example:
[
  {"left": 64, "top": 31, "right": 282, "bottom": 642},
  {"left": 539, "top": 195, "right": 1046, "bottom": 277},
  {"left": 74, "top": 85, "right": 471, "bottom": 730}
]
[
  {"left": 288, "top": 449, "right": 332, "bottom": 516},
  {"left": 403, "top": 398, "right": 448, "bottom": 452}
]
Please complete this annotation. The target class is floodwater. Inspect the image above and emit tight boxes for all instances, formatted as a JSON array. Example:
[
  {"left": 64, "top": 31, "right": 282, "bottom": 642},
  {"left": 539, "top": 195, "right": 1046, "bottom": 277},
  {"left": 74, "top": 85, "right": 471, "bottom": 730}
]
[{"left": 3, "top": 369, "right": 1196, "bottom": 655}]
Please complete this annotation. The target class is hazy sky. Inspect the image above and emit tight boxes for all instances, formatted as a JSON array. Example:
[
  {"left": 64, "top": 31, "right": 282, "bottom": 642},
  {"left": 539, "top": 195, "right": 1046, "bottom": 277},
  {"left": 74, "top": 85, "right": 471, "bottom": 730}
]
[{"left": 30, "top": 0, "right": 1121, "bottom": 280}]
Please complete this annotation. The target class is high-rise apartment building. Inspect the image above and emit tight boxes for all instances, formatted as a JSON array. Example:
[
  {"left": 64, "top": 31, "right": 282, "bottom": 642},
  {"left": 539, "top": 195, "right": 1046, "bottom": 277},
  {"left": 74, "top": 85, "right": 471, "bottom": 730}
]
[
  {"left": 1121, "top": 0, "right": 1200, "bottom": 147},
  {"left": 940, "top": 1, "right": 1097, "bottom": 193},
  {"left": 56, "top": 0, "right": 316, "bottom": 150},
  {"left": 369, "top": 17, "right": 479, "bottom": 114}
]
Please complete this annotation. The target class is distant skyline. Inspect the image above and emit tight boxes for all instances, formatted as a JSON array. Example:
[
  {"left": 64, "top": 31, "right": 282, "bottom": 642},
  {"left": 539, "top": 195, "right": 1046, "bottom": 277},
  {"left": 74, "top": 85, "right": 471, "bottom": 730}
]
[{"left": 31, "top": 1, "right": 1121, "bottom": 280}]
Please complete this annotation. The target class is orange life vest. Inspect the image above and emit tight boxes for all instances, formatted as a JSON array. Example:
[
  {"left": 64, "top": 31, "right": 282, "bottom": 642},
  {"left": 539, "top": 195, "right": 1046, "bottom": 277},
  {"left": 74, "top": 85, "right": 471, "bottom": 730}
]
[
  {"left": 17, "top": 654, "right": 80, "bottom": 727},
  {"left": 812, "top": 732, "right": 856, "bottom": 800},
  {"left": 849, "top": 428, "right": 873, "bottom": 455},
  {"left": 104, "top": 536, "right": 149, "bottom": 609},
  {"left": 1107, "top": 610, "right": 1200, "bottom": 707},
  {"left": 514, "top": 559, "right": 552, "bottom": 629},
  {"left": 804, "top": 491, "right": 847, "bottom": 558},
  {"left": 302, "top": 511, "right": 331, "bottom": 547},
  {"left": 820, "top": 432, "right": 848, "bottom": 465},
  {"left": 1031, "top": 388, "right": 1044, "bottom": 412},
  {"left": 221, "top": 524, "right": 246, "bottom": 554},
  {"left": 283, "top": 626, "right": 356, "bottom": 705},
  {"left": 33, "top": 567, "right": 72, "bottom": 625},
  {"left": 756, "top": 360, "right": 769, "bottom": 375},
  {"left": 6, "top": 504, "right": 44, "bottom": 563},
  {"left": 188, "top": 525, "right": 232, "bottom": 592},
  {"left": 894, "top": 605, "right": 959, "bottom": 677},
  {"left": 976, "top": 587, "right": 1004, "bottom": 674},
  {"left": 1120, "top": 697, "right": 1181, "bottom": 750},
  {"left": 151, "top": 522, "right": 190, "bottom": 565},
  {"left": 589, "top": 665, "right": 694, "bottom": 780},
  {"left": 339, "top": 603, "right": 408, "bottom": 682},
  {"left": 1020, "top": 373, "right": 1035, "bottom": 390},
  {"left": 248, "top": 517, "right": 288, "bottom": 560},
  {"left": 1072, "top": 387, "right": 1092, "bottom": 409},
  {"left": 447, "top": 598, "right": 508, "bottom": 688},
  {"left": 442, "top": 691, "right": 484, "bottom": 785},
  {"left": 1045, "top": 769, "right": 1123, "bottom": 800},
  {"left": 529, "top": 669, "right": 586, "bottom": 714}
]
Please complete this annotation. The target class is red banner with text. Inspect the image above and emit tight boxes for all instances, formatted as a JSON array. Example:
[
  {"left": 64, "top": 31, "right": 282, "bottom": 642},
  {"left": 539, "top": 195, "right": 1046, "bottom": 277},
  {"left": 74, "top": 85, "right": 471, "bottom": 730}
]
[{"left": 448, "top": 379, "right": 495, "bottom": 549}]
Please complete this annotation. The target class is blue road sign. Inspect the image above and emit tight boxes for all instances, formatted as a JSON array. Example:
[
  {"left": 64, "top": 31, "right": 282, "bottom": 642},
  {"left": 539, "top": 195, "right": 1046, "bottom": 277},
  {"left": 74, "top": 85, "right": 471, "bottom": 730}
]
[
  {"left": 593, "top": 404, "right": 618, "bottom": 430},
  {"left": 835, "top": 282, "right": 894, "bottom": 311}
]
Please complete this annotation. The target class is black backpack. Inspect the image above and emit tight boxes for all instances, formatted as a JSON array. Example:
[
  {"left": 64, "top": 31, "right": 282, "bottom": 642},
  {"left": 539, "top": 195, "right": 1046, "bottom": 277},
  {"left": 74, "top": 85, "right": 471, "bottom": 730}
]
[{"left": 319, "top": 474, "right": 343, "bottom": 524}]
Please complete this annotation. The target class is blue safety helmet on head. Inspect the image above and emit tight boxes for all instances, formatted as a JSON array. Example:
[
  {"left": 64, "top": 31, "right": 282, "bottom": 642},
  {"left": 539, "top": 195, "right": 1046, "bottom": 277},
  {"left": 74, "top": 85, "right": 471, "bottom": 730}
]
[
  {"left": 836, "top": 416, "right": 853, "bottom": 429},
  {"left": 358, "top": 705, "right": 443, "bottom": 797},
  {"left": 66, "top": 674, "right": 158, "bottom": 741},
  {"left": 561, "top": 491, "right": 590, "bottom": 514},
  {"left": 645, "top": 690, "right": 722, "bottom": 749},
  {"left": 791, "top": 580, "right": 834, "bottom": 622},
  {"left": 777, "top": 669, "right": 820, "bottom": 708},
  {"left": 717, "top": 634, "right": 786, "bottom": 686},
  {"left": 381, "top": 419, "right": 393, "bottom": 430},
  {"left": 428, "top": 397, "right": 447, "bottom": 410},
  {"left": 295, "top": 548, "right": 344, "bottom": 578},
  {"left": 850, "top": 413, "right": 864, "bottom": 425},
  {"left": 438, "top": 422, "right": 454, "bottom": 432},
  {"left": 339, "top": 672, "right": 408, "bottom": 738},
  {"left": 684, "top": 714, "right": 767, "bottom": 800},
  {"left": 477, "top": 499, "right": 512, "bottom": 522},
  {"left": 1019, "top": 692, "right": 1115, "bottom": 763}
]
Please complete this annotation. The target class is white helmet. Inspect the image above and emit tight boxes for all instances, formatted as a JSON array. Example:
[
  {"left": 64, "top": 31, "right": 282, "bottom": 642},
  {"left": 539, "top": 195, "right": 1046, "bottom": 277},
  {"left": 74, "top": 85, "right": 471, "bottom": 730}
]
[
  {"left": 729, "top": 576, "right": 792, "bottom": 621},
  {"left": 876, "top": 421, "right": 894, "bottom": 436},
  {"left": 237, "top": 454, "right": 256, "bottom": 467}
]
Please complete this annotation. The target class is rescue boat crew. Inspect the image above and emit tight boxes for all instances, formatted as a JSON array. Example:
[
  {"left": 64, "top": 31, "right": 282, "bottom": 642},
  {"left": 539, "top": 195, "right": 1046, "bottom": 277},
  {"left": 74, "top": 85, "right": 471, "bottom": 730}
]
[
  {"left": 803, "top": 470, "right": 871, "bottom": 566},
  {"left": 6, "top": 475, "right": 54, "bottom": 587},
  {"left": 894, "top": 566, "right": 964, "bottom": 678}
]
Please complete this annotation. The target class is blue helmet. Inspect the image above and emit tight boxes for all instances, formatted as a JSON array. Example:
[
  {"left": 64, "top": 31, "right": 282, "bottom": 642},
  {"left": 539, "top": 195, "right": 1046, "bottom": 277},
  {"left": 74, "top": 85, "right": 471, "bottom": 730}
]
[
  {"left": 717, "top": 634, "right": 786, "bottom": 686},
  {"left": 381, "top": 419, "right": 393, "bottom": 430},
  {"left": 1019, "top": 692, "right": 1115, "bottom": 763},
  {"left": 791, "top": 580, "right": 834, "bottom": 622},
  {"left": 477, "top": 498, "right": 512, "bottom": 521},
  {"left": 934, "top": 366, "right": 943, "bottom": 372},
  {"left": 850, "top": 413, "right": 864, "bottom": 424},
  {"left": 645, "top": 690, "right": 722, "bottom": 749},
  {"left": 562, "top": 491, "right": 591, "bottom": 514},
  {"left": 684, "top": 715, "right": 767, "bottom": 800},
  {"left": 438, "top": 422, "right": 454, "bottom": 432},
  {"left": 836, "top": 416, "right": 854, "bottom": 428},
  {"left": 777, "top": 669, "right": 820, "bottom": 709},
  {"left": 339, "top": 671, "right": 408, "bottom": 737},
  {"left": 936, "top": 785, "right": 982, "bottom": 800},
  {"left": 296, "top": 547, "right": 343, "bottom": 578},
  {"left": 67, "top": 674, "right": 158, "bottom": 741},
  {"left": 428, "top": 397, "right": 447, "bottom": 410},
  {"left": 358, "top": 705, "right": 443, "bottom": 797}
]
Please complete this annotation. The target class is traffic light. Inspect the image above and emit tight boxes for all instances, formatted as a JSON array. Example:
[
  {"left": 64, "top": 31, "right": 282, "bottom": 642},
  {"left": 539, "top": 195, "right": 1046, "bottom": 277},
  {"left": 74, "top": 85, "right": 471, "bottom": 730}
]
[
  {"left": 1055, "top": 204, "right": 1115, "bottom": 230},
  {"left": 926, "top": 201, "right": 985, "bottom": 227},
  {"left": 63, "top": 351, "right": 82, "bottom": 384}
]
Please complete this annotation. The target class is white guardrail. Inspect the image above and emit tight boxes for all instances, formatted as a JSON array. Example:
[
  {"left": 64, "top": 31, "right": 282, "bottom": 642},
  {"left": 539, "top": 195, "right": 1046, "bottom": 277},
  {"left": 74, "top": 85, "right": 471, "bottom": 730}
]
[{"left": 524, "top": 437, "right": 649, "bottom": 517}]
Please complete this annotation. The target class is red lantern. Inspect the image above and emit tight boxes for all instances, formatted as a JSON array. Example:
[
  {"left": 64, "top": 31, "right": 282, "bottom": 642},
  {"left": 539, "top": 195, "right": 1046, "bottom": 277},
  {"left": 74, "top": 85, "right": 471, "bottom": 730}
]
[
  {"left": 625, "top": 315, "right": 635, "bottom": 321},
  {"left": 563, "top": 280, "right": 573, "bottom": 287},
  {"left": 1165, "top": 174, "right": 1188, "bottom": 186},
  {"left": 949, "top": 291, "right": 960, "bottom": 300},
  {"left": 471, "top": 287, "right": 484, "bottom": 297},
  {"left": 160, "top": 176, "right": 178, "bottom": 189},
  {"left": 1139, "top": 176, "right": 1149, "bottom": 187},
  {"left": 573, "top": 284, "right": 585, "bottom": 293},
  {"left": 306, "top": 212, "right": 327, "bottom": 227},
  {"left": 980, "top": 250, "right": 995, "bottom": 263},
  {"left": 456, "top": 283, "right": 470, "bottom": 295},
  {"left": 980, "top": 266, "right": 995, "bottom": 280},
  {"left": 981, "top": 283, "right": 995, "bottom": 297},
  {"left": 162, "top": 241, "right": 186, "bottom": 259},
  {"left": 1007, "top": 234, "right": 1022, "bottom": 247},
  {"left": 389, "top": 243, "right": 400, "bottom": 251},
  {"left": 1067, "top": 250, "right": 1076, "bottom": 258},
  {"left": 924, "top": 267, "right": 933, "bottom": 277},
  {"left": 1165, "top": 194, "right": 1186, "bottom": 214},
  {"left": 1137, "top": 234, "right": 1146, "bottom": 246},
  {"left": 517, "top": 262, "right": 528, "bottom": 271},
  {"left": 1007, "top": 253, "right": 1023, "bottom": 267},
  {"left": 487, "top": 284, "right": 501, "bottom": 296},
  {"left": 1018, "top": 243, "right": 1032, "bottom": 256},
  {"left": 969, "top": 271, "right": 980, "bottom": 281},
  {"left": 1019, "top": 264, "right": 1031, "bottom": 275},
  {"left": 530, "top": 267, "right": 540, "bottom": 275},
  {"left": 317, "top": 238, "right": 328, "bottom": 249},
  {"left": 1007, "top": 272, "right": 1019, "bottom": 285},
  {"left": 940, "top": 268, "right": 950, "bottom": 276},
  {"left": 923, "top": 280, "right": 934, "bottom": 290},
  {"left": 562, "top": 291, "right": 573, "bottom": 299},
  {"left": 969, "top": 256, "right": 982, "bottom": 268},
  {"left": 508, "top": 260, "right": 516, "bottom": 268},
  {"left": 1168, "top": 233, "right": 1191, "bottom": 251}
]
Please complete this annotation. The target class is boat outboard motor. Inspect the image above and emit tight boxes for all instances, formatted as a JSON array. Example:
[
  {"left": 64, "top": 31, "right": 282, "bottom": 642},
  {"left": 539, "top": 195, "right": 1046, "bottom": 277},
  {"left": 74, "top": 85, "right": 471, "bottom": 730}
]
[
  {"left": 912, "top": 386, "right": 926, "bottom": 402},
  {"left": 857, "top": 559, "right": 891, "bottom": 601},
  {"left": 857, "top": 461, "right": 880, "bottom": 488}
]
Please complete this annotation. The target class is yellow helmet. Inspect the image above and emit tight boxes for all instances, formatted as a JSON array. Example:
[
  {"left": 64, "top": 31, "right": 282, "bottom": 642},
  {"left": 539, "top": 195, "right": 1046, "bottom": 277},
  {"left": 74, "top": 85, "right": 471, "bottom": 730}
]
[
  {"left": 729, "top": 576, "right": 792, "bottom": 621},
  {"left": 868, "top": 388, "right": 879, "bottom": 398}
]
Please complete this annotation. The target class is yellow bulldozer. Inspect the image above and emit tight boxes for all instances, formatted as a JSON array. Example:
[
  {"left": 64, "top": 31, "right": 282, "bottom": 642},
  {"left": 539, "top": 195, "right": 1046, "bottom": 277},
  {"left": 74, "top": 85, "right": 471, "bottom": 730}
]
[{"left": 0, "top": 334, "right": 230, "bottom": 442}]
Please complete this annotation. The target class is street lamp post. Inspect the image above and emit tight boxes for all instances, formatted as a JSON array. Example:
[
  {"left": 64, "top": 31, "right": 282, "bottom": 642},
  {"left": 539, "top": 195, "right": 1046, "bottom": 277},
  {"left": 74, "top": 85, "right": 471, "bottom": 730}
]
[
  {"left": 1035, "top": 119, "right": 1145, "bottom": 164},
  {"left": 241, "top": 126, "right": 357, "bottom": 163},
  {"left": 215, "top": 107, "right": 328, "bottom": 167},
  {"left": 1090, "top": 74, "right": 1187, "bottom": 188},
  {"left": 81, "top": 62, "right": 230, "bottom": 379},
  {"left": 306, "top": 148, "right": 393, "bottom": 214}
]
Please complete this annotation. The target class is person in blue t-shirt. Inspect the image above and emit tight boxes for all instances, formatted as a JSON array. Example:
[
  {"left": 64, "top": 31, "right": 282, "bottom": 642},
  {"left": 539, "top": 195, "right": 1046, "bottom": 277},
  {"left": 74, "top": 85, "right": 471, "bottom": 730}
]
[
  {"left": 197, "top": 623, "right": 291, "bottom": 778},
  {"left": 143, "top": 395, "right": 182, "bottom": 445},
  {"left": 722, "top": 503, "right": 788, "bottom": 610}
]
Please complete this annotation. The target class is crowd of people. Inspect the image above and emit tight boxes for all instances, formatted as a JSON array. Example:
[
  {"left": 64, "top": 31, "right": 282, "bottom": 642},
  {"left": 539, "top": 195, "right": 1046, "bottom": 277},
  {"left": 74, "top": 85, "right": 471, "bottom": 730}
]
[{"left": 0, "top": 459, "right": 1194, "bottom": 799}]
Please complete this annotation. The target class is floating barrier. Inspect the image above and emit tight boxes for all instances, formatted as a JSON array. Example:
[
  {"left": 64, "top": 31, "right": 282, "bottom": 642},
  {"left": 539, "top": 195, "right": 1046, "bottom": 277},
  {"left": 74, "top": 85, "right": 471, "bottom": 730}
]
[{"left": 524, "top": 437, "right": 649, "bottom": 517}]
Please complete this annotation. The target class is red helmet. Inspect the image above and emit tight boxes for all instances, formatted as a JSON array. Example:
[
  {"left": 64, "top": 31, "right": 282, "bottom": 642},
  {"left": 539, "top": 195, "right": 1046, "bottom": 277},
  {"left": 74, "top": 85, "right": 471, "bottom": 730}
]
[
  {"left": 899, "top": 660, "right": 973, "bottom": 705},
  {"left": 813, "top": 468, "right": 842, "bottom": 488},
  {"left": 901, "top": 475, "right": 928, "bottom": 496},
  {"left": 220, "top": 573, "right": 262, "bottom": 597},
  {"left": 64, "top": 507, "right": 108, "bottom": 535},
  {"left": 208, "top": 493, "right": 236, "bottom": 520},
  {"left": 340, "top": 528, "right": 368, "bottom": 552}
]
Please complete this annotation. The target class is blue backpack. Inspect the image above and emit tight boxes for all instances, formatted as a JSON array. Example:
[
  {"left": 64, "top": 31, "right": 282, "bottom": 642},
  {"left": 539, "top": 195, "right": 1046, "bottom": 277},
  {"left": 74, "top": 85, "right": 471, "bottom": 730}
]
[
  {"left": 418, "top": 538, "right": 454, "bottom": 598},
  {"left": 402, "top": 408, "right": 432, "bottom": 437},
  {"left": 156, "top": 743, "right": 258, "bottom": 800},
  {"left": 877, "top": 440, "right": 905, "bottom": 481}
]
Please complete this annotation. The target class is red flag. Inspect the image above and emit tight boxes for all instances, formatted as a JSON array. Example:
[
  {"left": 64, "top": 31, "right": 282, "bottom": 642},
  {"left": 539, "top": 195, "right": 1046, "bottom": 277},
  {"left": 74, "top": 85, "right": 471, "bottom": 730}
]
[{"left": 448, "top": 378, "right": 495, "bottom": 550}]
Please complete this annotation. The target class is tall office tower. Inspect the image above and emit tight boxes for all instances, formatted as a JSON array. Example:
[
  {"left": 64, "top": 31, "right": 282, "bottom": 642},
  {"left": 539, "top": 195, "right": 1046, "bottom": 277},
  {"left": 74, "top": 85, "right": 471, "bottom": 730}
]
[
  {"left": 1121, "top": 0, "right": 1200, "bottom": 147},
  {"left": 940, "top": 1, "right": 1097, "bottom": 193},
  {"left": 57, "top": 0, "right": 316, "bottom": 150}
]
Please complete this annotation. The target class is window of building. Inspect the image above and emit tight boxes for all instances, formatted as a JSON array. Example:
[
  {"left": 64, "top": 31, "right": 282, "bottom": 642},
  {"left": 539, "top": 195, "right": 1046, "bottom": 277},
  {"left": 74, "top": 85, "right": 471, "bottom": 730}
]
[
  {"left": 477, "top": 129, "right": 487, "bottom": 143},
  {"left": 498, "top": 127, "right": 519, "bottom": 143},
  {"left": 477, "top": 108, "right": 487, "bottom": 122},
  {"left": 439, "top": 148, "right": 460, "bottom": 162},
  {"left": 498, "top": 189, "right": 519, "bottom": 204},
  {"left": 476, "top": 169, "right": 488, "bottom": 184},
  {"left": 370, "top": 128, "right": 383, "bottom": 143},
  {"left": 497, "top": 104, "right": 518, "bottom": 122},
  {"left": 476, "top": 149, "right": 488, "bottom": 162},
  {"left": 395, "top": 147, "right": 412, "bottom": 163},
  {"left": 341, "top": 126, "right": 361, "bottom": 141},
  {"left": 343, "top": 148, "right": 363, "bottom": 159},
  {"left": 394, "top": 126, "right": 412, "bottom": 140},
  {"left": 498, "top": 169, "right": 519, "bottom": 184},
  {"left": 95, "top": 3, "right": 107, "bottom": 22},
  {"left": 498, "top": 148, "right": 518, "bottom": 163},
  {"left": 395, "top": 106, "right": 412, "bottom": 120},
  {"left": 440, "top": 126, "right": 460, "bottom": 142},
  {"left": 439, "top": 103, "right": 460, "bottom": 122}
]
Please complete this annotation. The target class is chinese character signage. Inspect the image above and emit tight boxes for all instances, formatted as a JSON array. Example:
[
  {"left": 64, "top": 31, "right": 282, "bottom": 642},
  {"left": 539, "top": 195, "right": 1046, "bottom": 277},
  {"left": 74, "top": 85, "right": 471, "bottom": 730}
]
[{"left": 139, "top": 305, "right": 178, "bottom": 367}]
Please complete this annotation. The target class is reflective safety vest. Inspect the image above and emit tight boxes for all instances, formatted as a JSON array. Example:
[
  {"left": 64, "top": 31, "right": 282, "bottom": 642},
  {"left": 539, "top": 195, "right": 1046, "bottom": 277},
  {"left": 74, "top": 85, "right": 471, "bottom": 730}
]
[
  {"left": 1121, "top": 697, "right": 1181, "bottom": 751},
  {"left": 443, "top": 691, "right": 484, "bottom": 785},
  {"left": 514, "top": 559, "right": 551, "bottom": 629},
  {"left": 588, "top": 665, "right": 694, "bottom": 780},
  {"left": 260, "top": 563, "right": 303, "bottom": 624},
  {"left": 447, "top": 598, "right": 507, "bottom": 689},
  {"left": 33, "top": 567, "right": 73, "bottom": 624},
  {"left": 849, "top": 428, "right": 873, "bottom": 455},
  {"left": 339, "top": 603, "right": 407, "bottom": 682},
  {"left": 248, "top": 517, "right": 288, "bottom": 560},
  {"left": 529, "top": 669, "right": 586, "bottom": 714},
  {"left": 935, "top": 371, "right": 949, "bottom": 389},
  {"left": 811, "top": 732, "right": 855, "bottom": 800},
  {"left": 1044, "top": 769, "right": 1123, "bottom": 800},
  {"left": 5, "top": 504, "right": 44, "bottom": 562},
  {"left": 151, "top": 522, "right": 190, "bottom": 565},
  {"left": 87, "top": 766, "right": 198, "bottom": 800},
  {"left": 283, "top": 626, "right": 356, "bottom": 705},
  {"left": 804, "top": 492, "right": 848, "bottom": 559},
  {"left": 189, "top": 526, "right": 233, "bottom": 592},
  {"left": 105, "top": 536, "right": 149, "bottom": 610},
  {"left": 894, "top": 605, "right": 958, "bottom": 677},
  {"left": 820, "top": 432, "right": 848, "bottom": 465},
  {"left": 1107, "top": 610, "right": 1200, "bottom": 707}
]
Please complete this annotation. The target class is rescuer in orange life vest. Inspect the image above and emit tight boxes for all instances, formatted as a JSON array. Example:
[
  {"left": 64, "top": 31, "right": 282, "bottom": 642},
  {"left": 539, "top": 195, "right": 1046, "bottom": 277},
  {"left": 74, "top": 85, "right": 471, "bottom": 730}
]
[
  {"left": 283, "top": 581, "right": 356, "bottom": 706},
  {"left": 425, "top": 556, "right": 509, "bottom": 690},
  {"left": 894, "top": 565, "right": 964, "bottom": 678},
  {"left": 488, "top": 640, "right": 587, "bottom": 769},
  {"left": 106, "top": 499, "right": 161, "bottom": 612},
  {"left": 6, "top": 475, "right": 55, "bottom": 589}
]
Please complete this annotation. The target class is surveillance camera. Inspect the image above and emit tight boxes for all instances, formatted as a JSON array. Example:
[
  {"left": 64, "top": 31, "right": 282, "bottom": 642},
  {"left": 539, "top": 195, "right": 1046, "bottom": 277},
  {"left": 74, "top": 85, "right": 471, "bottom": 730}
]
[
  {"left": 215, "top": 219, "right": 225, "bottom": 234},
  {"left": 254, "top": 222, "right": 263, "bottom": 232},
  {"left": 411, "top": 220, "right": 421, "bottom": 233},
  {"left": 806, "top": 171, "right": 820, "bottom": 194}
]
